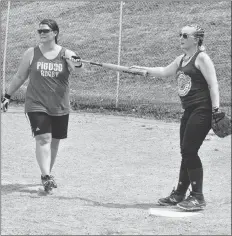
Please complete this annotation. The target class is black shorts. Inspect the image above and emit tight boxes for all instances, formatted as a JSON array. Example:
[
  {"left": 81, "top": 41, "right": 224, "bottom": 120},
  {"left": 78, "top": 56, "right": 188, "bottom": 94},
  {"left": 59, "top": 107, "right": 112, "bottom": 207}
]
[{"left": 27, "top": 112, "right": 69, "bottom": 139}]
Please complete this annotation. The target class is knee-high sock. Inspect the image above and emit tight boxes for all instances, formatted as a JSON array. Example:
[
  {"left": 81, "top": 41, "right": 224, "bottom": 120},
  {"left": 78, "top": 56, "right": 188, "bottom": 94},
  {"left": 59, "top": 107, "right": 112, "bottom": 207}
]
[
  {"left": 187, "top": 167, "right": 203, "bottom": 194},
  {"left": 176, "top": 167, "right": 191, "bottom": 195}
]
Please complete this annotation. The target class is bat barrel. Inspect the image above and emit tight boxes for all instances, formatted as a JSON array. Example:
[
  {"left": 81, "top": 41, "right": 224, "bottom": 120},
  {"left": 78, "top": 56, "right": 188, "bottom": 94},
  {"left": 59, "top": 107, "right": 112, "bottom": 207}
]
[{"left": 63, "top": 56, "right": 147, "bottom": 76}]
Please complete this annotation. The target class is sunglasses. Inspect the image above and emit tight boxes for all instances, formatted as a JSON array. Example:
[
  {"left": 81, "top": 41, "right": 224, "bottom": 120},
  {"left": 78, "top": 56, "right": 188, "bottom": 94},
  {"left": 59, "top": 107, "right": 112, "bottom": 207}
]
[
  {"left": 179, "top": 33, "right": 194, "bottom": 39},
  {"left": 37, "top": 29, "right": 53, "bottom": 34}
]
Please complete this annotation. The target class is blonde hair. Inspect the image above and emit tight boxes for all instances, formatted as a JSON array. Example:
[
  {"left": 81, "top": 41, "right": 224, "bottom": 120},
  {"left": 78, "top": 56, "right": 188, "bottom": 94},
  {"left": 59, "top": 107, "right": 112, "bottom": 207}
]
[{"left": 188, "top": 24, "right": 206, "bottom": 51}]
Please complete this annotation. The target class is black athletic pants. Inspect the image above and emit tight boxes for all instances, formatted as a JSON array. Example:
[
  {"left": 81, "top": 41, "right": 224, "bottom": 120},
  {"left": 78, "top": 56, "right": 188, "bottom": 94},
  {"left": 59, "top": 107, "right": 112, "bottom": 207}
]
[
  {"left": 180, "top": 105, "right": 212, "bottom": 169},
  {"left": 177, "top": 104, "right": 212, "bottom": 194}
]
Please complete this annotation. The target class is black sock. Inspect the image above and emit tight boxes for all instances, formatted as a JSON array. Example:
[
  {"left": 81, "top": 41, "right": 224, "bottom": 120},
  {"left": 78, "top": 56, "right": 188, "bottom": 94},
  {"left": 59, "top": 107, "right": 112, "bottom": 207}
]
[
  {"left": 187, "top": 167, "right": 203, "bottom": 194},
  {"left": 176, "top": 168, "right": 191, "bottom": 195}
]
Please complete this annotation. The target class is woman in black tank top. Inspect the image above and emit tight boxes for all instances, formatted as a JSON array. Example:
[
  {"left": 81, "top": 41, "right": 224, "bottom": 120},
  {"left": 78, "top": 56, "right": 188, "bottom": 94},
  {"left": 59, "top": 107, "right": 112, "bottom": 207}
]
[{"left": 129, "top": 24, "right": 222, "bottom": 211}]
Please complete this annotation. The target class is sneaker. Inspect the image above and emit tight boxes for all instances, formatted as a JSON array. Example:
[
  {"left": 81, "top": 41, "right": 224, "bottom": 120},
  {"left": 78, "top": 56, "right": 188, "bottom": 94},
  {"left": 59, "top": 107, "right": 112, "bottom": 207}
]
[
  {"left": 41, "top": 175, "right": 54, "bottom": 192},
  {"left": 41, "top": 175, "right": 57, "bottom": 188},
  {"left": 177, "top": 191, "right": 206, "bottom": 211},
  {"left": 49, "top": 175, "right": 57, "bottom": 188},
  {"left": 158, "top": 188, "right": 185, "bottom": 206}
]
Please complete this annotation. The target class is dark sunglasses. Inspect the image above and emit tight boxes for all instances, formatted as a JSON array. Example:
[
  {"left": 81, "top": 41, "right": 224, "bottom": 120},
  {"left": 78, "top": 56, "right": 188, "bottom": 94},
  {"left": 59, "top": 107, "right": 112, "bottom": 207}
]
[
  {"left": 37, "top": 29, "right": 53, "bottom": 34},
  {"left": 179, "top": 33, "right": 194, "bottom": 39}
]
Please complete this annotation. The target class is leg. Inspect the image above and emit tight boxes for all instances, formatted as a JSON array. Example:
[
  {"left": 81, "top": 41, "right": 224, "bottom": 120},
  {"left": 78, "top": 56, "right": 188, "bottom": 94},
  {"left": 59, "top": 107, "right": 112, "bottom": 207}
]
[
  {"left": 27, "top": 112, "right": 55, "bottom": 191},
  {"left": 158, "top": 111, "right": 190, "bottom": 206},
  {"left": 27, "top": 112, "right": 52, "bottom": 176},
  {"left": 50, "top": 114, "right": 69, "bottom": 172},
  {"left": 35, "top": 133, "right": 52, "bottom": 176},
  {"left": 176, "top": 160, "right": 191, "bottom": 195},
  {"left": 47, "top": 114, "right": 69, "bottom": 188},
  {"left": 50, "top": 138, "right": 60, "bottom": 172},
  {"left": 180, "top": 107, "right": 211, "bottom": 193},
  {"left": 176, "top": 110, "right": 191, "bottom": 195},
  {"left": 177, "top": 107, "right": 212, "bottom": 210}
]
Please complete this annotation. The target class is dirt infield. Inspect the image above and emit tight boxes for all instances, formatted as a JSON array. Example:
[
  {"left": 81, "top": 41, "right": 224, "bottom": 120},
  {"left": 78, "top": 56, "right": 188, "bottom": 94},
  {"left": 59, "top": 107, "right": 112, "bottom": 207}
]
[{"left": 1, "top": 106, "right": 231, "bottom": 235}]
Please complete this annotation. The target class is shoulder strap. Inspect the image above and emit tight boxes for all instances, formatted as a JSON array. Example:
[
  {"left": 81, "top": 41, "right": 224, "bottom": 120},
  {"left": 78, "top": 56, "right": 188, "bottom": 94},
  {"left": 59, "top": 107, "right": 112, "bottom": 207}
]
[
  {"left": 192, "top": 50, "right": 201, "bottom": 61},
  {"left": 60, "top": 47, "right": 67, "bottom": 59},
  {"left": 179, "top": 55, "right": 185, "bottom": 67},
  {"left": 30, "top": 46, "right": 41, "bottom": 66},
  {"left": 59, "top": 47, "right": 70, "bottom": 71}
]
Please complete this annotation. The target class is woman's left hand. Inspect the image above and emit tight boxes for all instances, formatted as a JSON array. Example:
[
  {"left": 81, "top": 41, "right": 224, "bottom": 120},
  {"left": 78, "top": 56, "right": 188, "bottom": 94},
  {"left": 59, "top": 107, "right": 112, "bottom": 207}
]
[{"left": 69, "top": 55, "right": 82, "bottom": 68}]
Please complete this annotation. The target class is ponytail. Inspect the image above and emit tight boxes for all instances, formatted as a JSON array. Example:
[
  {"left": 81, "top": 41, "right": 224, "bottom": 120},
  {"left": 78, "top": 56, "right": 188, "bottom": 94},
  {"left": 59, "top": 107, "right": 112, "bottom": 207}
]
[
  {"left": 187, "top": 24, "right": 205, "bottom": 51},
  {"left": 198, "top": 38, "right": 206, "bottom": 51}
]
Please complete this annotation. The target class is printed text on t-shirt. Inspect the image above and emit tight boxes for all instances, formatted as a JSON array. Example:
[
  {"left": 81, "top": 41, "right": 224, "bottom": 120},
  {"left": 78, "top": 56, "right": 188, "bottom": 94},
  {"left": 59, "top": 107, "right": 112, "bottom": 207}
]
[{"left": 37, "top": 62, "right": 63, "bottom": 78}]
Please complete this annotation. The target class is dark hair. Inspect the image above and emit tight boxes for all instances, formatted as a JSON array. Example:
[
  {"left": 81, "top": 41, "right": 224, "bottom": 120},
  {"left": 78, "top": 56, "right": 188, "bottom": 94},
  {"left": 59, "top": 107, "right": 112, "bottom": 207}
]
[
  {"left": 188, "top": 24, "right": 205, "bottom": 51},
  {"left": 39, "top": 19, "right": 59, "bottom": 44}
]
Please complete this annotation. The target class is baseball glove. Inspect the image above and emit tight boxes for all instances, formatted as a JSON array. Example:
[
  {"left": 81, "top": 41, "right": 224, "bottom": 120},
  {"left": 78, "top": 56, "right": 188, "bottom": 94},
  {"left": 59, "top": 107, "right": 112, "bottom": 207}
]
[{"left": 211, "top": 111, "right": 231, "bottom": 138}]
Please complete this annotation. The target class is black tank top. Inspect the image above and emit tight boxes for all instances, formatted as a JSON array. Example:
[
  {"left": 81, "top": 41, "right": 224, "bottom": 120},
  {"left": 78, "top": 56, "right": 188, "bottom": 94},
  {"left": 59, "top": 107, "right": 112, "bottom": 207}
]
[{"left": 176, "top": 51, "right": 211, "bottom": 109}]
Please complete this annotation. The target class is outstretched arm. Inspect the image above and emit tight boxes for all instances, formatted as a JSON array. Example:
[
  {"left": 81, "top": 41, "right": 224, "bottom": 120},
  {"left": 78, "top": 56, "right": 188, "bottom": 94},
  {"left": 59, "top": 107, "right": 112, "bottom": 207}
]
[{"left": 131, "top": 56, "right": 181, "bottom": 78}]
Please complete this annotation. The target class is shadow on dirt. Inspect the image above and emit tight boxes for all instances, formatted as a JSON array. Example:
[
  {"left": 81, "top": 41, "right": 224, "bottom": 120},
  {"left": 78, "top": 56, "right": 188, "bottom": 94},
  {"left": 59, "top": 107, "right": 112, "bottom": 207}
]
[
  {"left": 1, "top": 184, "right": 178, "bottom": 210},
  {"left": 57, "top": 196, "right": 163, "bottom": 210},
  {"left": 1, "top": 183, "right": 41, "bottom": 195}
]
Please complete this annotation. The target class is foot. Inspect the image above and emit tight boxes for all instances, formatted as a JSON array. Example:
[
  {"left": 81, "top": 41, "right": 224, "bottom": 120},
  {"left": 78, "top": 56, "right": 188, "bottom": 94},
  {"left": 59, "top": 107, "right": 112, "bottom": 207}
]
[
  {"left": 158, "top": 189, "right": 185, "bottom": 206},
  {"left": 41, "top": 175, "right": 57, "bottom": 189},
  {"left": 49, "top": 175, "right": 57, "bottom": 188},
  {"left": 177, "top": 191, "right": 206, "bottom": 211},
  {"left": 41, "top": 175, "right": 54, "bottom": 193}
]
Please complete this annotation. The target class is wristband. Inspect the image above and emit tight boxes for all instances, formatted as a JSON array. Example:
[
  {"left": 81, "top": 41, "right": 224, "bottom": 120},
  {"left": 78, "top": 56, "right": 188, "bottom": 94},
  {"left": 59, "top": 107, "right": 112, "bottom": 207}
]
[
  {"left": 71, "top": 56, "right": 83, "bottom": 68},
  {"left": 75, "top": 63, "right": 83, "bottom": 68}
]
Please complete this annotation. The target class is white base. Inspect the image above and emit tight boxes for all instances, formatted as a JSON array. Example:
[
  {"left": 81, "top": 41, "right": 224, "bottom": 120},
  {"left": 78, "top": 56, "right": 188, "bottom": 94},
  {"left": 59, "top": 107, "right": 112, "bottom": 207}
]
[{"left": 149, "top": 207, "right": 203, "bottom": 218}]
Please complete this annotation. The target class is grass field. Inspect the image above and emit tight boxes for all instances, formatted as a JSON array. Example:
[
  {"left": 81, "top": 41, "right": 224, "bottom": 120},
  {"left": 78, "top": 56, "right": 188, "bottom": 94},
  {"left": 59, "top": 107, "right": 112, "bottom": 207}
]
[
  {"left": 1, "top": 0, "right": 231, "bottom": 119},
  {"left": 1, "top": 106, "right": 231, "bottom": 235}
]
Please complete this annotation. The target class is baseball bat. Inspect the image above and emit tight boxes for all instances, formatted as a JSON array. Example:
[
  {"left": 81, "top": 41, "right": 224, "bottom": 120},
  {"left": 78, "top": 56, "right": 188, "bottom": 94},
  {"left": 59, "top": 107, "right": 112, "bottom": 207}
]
[{"left": 63, "top": 56, "right": 148, "bottom": 76}]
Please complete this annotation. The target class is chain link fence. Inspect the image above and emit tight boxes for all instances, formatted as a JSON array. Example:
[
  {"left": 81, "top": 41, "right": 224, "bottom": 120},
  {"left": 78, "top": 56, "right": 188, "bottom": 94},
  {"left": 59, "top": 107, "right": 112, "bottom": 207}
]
[{"left": 1, "top": 0, "right": 231, "bottom": 119}]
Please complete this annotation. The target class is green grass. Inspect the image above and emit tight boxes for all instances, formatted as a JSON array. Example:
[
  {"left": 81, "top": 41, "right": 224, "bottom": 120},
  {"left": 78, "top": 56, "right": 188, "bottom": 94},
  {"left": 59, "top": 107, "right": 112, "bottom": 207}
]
[{"left": 1, "top": 0, "right": 231, "bottom": 120}]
